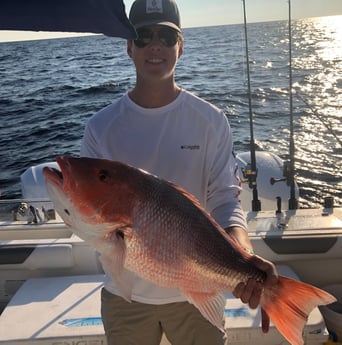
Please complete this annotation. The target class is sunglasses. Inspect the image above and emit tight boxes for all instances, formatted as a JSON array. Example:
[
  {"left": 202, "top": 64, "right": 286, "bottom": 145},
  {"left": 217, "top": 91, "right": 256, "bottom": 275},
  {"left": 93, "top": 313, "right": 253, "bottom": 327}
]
[{"left": 134, "top": 28, "right": 180, "bottom": 48}]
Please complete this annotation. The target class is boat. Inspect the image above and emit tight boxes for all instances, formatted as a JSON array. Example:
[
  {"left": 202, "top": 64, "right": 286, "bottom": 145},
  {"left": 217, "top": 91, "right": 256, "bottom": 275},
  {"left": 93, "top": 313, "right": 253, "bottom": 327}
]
[
  {"left": 0, "top": 1, "right": 341, "bottom": 344},
  {"left": 1, "top": 151, "right": 341, "bottom": 345}
]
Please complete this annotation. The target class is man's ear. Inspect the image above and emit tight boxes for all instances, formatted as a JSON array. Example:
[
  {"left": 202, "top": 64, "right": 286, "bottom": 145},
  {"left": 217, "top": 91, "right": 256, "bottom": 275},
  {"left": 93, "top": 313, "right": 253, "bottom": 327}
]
[{"left": 178, "top": 39, "right": 184, "bottom": 59}]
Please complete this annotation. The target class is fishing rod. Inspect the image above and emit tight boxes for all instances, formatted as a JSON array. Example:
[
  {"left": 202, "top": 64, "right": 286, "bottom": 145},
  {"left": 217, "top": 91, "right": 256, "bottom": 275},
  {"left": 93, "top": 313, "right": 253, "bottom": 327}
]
[
  {"left": 241, "top": 0, "right": 261, "bottom": 212},
  {"left": 287, "top": 0, "right": 298, "bottom": 210}
]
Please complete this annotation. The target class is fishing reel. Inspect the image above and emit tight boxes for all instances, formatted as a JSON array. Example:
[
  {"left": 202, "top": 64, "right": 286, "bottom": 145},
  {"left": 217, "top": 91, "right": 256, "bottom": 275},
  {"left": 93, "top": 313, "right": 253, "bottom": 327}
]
[
  {"left": 270, "top": 160, "right": 298, "bottom": 210},
  {"left": 241, "top": 163, "right": 258, "bottom": 189},
  {"left": 270, "top": 161, "right": 292, "bottom": 186}
]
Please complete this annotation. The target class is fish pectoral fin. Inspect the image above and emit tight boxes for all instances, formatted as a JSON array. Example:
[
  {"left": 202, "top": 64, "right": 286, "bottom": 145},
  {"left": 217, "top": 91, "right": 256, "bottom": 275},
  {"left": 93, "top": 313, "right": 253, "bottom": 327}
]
[
  {"left": 99, "top": 253, "right": 134, "bottom": 302},
  {"left": 98, "top": 227, "right": 134, "bottom": 303},
  {"left": 184, "top": 290, "right": 226, "bottom": 333}
]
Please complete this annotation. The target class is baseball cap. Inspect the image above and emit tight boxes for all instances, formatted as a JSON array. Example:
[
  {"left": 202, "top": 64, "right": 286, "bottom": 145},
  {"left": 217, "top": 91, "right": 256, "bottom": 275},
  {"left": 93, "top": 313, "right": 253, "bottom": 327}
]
[{"left": 129, "top": 0, "right": 181, "bottom": 32}]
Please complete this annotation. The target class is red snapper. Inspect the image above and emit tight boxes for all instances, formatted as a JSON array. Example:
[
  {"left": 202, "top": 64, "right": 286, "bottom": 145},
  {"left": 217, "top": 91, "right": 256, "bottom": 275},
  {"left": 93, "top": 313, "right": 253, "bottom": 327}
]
[{"left": 43, "top": 156, "right": 336, "bottom": 345}]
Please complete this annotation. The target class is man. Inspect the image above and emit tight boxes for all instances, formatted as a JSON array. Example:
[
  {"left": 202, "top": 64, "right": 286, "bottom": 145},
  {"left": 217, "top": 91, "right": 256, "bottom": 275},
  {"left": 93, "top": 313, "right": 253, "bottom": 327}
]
[{"left": 80, "top": 0, "right": 278, "bottom": 344}]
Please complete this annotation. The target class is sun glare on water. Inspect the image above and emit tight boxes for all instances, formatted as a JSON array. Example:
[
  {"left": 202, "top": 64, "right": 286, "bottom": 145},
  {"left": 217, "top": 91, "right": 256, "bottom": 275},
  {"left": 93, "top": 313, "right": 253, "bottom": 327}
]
[
  {"left": 286, "top": 15, "right": 342, "bottom": 206},
  {"left": 311, "top": 15, "right": 342, "bottom": 61}
]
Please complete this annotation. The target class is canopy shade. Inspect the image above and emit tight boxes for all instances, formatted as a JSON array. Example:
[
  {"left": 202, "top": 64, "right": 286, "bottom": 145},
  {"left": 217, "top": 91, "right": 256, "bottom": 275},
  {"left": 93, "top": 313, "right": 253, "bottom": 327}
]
[{"left": 0, "top": 0, "right": 136, "bottom": 39}]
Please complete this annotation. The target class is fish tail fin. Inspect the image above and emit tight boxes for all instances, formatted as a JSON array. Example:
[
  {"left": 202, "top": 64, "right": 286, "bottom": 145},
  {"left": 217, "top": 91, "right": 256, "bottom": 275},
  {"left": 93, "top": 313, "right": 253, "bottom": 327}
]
[{"left": 261, "top": 276, "right": 336, "bottom": 345}]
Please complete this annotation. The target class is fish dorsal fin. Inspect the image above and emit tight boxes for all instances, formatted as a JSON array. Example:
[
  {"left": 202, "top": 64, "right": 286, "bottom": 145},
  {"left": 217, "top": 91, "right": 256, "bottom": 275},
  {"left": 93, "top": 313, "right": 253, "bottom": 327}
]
[
  {"left": 166, "top": 180, "right": 223, "bottom": 228},
  {"left": 183, "top": 290, "right": 226, "bottom": 333},
  {"left": 168, "top": 181, "right": 204, "bottom": 211}
]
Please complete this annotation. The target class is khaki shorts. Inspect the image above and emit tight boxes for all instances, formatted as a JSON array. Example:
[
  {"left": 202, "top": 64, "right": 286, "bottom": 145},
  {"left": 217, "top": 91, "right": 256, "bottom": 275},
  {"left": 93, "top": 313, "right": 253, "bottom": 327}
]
[{"left": 101, "top": 288, "right": 225, "bottom": 345}]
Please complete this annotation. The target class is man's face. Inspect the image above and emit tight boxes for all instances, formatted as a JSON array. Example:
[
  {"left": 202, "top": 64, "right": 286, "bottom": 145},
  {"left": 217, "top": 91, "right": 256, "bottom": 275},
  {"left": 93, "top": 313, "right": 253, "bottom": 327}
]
[{"left": 127, "top": 25, "right": 183, "bottom": 83}]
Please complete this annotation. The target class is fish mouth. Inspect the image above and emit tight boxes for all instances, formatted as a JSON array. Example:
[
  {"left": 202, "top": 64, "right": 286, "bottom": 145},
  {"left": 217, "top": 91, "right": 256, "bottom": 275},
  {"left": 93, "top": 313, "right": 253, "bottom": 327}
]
[{"left": 43, "top": 156, "right": 71, "bottom": 190}]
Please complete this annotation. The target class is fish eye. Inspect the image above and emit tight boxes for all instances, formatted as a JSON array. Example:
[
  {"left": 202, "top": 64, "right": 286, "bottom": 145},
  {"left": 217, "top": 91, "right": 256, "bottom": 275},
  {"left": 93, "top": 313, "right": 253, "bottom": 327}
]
[
  {"left": 117, "top": 230, "right": 124, "bottom": 239},
  {"left": 98, "top": 169, "right": 111, "bottom": 183}
]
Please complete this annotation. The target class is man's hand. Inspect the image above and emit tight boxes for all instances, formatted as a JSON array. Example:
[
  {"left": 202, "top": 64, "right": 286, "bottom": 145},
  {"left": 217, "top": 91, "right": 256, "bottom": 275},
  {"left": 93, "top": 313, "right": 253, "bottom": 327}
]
[
  {"left": 225, "top": 226, "right": 278, "bottom": 333},
  {"left": 232, "top": 254, "right": 278, "bottom": 333}
]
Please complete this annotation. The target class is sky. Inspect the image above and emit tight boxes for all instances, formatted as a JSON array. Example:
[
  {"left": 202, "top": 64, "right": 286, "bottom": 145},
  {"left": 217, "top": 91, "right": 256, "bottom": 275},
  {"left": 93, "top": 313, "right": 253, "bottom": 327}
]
[{"left": 0, "top": 0, "right": 341, "bottom": 42}]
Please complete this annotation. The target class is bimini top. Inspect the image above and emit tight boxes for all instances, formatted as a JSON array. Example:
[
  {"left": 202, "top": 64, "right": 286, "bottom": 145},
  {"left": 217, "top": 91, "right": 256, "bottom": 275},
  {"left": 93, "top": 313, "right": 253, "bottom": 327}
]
[{"left": 0, "top": 0, "right": 136, "bottom": 39}]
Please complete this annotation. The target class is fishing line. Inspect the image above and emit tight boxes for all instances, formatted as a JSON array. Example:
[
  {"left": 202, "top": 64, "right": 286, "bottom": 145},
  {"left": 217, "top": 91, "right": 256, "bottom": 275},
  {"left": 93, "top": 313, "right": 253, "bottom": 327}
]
[
  {"left": 296, "top": 94, "right": 342, "bottom": 148},
  {"left": 239, "top": 26, "right": 249, "bottom": 92}
]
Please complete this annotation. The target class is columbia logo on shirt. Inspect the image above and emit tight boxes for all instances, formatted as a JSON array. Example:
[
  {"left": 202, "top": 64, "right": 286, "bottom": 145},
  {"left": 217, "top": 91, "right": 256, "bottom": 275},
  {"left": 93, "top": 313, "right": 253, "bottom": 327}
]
[{"left": 181, "top": 145, "right": 200, "bottom": 150}]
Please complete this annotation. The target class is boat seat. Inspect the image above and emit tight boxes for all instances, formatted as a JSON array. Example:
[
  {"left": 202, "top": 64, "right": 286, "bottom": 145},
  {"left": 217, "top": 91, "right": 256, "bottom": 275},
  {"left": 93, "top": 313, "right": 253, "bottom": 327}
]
[{"left": 0, "top": 244, "right": 74, "bottom": 269}]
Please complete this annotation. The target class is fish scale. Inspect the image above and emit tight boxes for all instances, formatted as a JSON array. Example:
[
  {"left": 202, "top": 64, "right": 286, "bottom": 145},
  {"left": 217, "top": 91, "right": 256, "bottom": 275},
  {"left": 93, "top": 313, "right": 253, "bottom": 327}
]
[{"left": 125, "top": 177, "right": 263, "bottom": 294}]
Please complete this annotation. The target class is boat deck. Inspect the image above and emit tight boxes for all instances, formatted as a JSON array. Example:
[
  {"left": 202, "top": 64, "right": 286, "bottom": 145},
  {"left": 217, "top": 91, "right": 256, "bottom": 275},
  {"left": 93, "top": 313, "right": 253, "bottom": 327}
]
[{"left": 0, "top": 267, "right": 329, "bottom": 345}]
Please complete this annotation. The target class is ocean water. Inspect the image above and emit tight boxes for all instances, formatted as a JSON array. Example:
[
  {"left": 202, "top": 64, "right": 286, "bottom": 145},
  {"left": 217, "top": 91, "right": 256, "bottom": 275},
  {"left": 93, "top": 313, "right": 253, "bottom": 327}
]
[{"left": 0, "top": 16, "right": 341, "bottom": 207}]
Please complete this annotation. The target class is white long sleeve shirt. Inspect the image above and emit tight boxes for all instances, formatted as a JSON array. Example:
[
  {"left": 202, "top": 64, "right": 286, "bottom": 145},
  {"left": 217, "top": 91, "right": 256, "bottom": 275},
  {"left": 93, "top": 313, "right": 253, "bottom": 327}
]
[{"left": 80, "top": 89, "right": 247, "bottom": 304}]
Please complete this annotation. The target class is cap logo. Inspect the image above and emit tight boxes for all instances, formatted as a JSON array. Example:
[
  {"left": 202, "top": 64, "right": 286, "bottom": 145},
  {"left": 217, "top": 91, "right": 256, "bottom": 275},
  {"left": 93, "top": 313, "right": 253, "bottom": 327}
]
[{"left": 146, "top": 0, "right": 163, "bottom": 14}]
